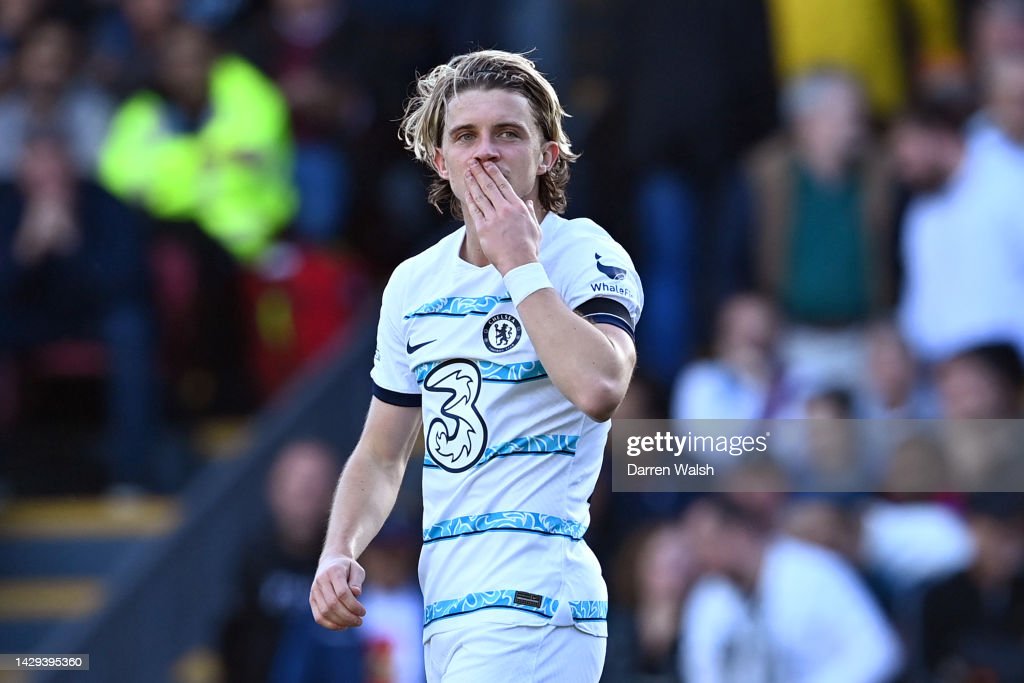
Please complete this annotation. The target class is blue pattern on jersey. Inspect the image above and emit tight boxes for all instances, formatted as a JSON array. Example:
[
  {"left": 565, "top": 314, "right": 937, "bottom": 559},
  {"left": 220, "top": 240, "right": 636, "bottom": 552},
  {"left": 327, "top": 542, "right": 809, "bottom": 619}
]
[
  {"left": 423, "top": 590, "right": 608, "bottom": 626},
  {"left": 415, "top": 359, "right": 547, "bottom": 384},
  {"left": 423, "top": 434, "right": 578, "bottom": 469},
  {"left": 404, "top": 295, "right": 512, "bottom": 319},
  {"left": 570, "top": 600, "right": 610, "bottom": 621},
  {"left": 422, "top": 510, "right": 587, "bottom": 544}
]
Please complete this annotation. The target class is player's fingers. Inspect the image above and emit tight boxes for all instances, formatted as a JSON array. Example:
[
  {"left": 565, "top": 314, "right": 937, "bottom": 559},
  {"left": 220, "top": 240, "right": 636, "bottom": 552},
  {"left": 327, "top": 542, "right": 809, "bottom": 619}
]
[
  {"left": 349, "top": 561, "right": 366, "bottom": 598},
  {"left": 468, "top": 162, "right": 505, "bottom": 205},
  {"left": 468, "top": 162, "right": 504, "bottom": 207},
  {"left": 311, "top": 586, "right": 343, "bottom": 630},
  {"left": 325, "top": 567, "right": 366, "bottom": 619},
  {"left": 318, "top": 579, "right": 363, "bottom": 628},
  {"left": 310, "top": 582, "right": 347, "bottom": 630},
  {"left": 479, "top": 161, "right": 512, "bottom": 201},
  {"left": 465, "top": 169, "right": 494, "bottom": 215},
  {"left": 465, "top": 189, "right": 486, "bottom": 220}
]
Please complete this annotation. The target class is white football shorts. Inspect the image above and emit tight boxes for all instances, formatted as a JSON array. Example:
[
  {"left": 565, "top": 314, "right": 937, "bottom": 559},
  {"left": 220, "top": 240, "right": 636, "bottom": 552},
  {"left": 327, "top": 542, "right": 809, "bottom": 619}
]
[{"left": 424, "top": 623, "right": 606, "bottom": 683}]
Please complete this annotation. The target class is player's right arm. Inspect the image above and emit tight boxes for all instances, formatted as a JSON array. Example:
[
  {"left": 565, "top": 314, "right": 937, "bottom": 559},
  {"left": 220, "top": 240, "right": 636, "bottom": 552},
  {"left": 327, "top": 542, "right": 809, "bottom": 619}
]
[{"left": 310, "top": 397, "right": 421, "bottom": 630}]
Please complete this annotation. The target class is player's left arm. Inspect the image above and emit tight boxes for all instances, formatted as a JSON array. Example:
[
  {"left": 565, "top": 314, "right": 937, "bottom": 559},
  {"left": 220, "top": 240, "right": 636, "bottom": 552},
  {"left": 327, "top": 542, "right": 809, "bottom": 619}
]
[
  {"left": 515, "top": 290, "right": 635, "bottom": 422},
  {"left": 466, "top": 159, "right": 637, "bottom": 422}
]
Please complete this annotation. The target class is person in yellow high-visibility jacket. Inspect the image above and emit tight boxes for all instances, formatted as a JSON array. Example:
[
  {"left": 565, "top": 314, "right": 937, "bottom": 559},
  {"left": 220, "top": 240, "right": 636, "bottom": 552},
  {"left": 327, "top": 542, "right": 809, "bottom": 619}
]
[
  {"left": 767, "top": 0, "right": 964, "bottom": 118},
  {"left": 100, "top": 22, "right": 295, "bottom": 263}
]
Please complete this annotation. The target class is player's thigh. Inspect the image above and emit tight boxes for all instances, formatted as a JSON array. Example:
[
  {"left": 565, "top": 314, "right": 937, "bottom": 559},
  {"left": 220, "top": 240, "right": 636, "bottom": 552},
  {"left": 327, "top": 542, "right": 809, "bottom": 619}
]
[
  {"left": 425, "top": 625, "right": 605, "bottom": 683},
  {"left": 425, "top": 625, "right": 536, "bottom": 683},
  {"left": 531, "top": 626, "right": 606, "bottom": 683}
]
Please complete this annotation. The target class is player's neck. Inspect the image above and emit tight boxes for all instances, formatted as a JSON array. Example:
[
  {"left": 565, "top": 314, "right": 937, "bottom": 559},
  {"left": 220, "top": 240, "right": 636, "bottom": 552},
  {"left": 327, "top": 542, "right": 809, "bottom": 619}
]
[{"left": 460, "top": 220, "right": 491, "bottom": 267}]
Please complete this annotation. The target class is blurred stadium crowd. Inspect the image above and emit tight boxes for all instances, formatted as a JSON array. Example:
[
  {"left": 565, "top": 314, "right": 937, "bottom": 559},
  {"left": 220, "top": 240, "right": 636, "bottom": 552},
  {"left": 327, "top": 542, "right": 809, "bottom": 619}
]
[{"left": 1, "top": 0, "right": 1024, "bottom": 681}]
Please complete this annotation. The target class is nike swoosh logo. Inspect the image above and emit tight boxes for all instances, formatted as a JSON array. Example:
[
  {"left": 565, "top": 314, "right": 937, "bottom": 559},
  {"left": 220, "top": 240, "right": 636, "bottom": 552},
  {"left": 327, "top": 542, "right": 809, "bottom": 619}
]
[{"left": 407, "top": 338, "right": 436, "bottom": 354}]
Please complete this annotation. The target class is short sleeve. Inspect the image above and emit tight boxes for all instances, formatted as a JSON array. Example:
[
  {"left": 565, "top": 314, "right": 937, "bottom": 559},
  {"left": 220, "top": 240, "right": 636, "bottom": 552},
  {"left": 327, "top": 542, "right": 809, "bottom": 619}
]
[
  {"left": 370, "top": 271, "right": 421, "bottom": 407},
  {"left": 557, "top": 227, "right": 643, "bottom": 339}
]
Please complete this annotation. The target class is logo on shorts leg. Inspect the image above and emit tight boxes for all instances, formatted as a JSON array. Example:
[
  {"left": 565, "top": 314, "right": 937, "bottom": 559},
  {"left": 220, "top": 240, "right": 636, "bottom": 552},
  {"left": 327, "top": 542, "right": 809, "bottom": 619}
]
[{"left": 483, "top": 313, "right": 522, "bottom": 353}]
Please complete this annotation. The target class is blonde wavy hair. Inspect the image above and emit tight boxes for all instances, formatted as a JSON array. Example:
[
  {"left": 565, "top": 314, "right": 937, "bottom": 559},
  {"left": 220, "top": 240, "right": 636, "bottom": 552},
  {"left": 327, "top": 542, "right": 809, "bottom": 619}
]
[{"left": 399, "top": 50, "right": 579, "bottom": 219}]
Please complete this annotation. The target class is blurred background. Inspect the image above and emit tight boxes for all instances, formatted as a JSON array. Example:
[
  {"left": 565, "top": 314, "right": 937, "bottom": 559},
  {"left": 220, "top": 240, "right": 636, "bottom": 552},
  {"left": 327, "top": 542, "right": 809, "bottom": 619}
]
[{"left": 0, "top": 0, "right": 1023, "bottom": 681}]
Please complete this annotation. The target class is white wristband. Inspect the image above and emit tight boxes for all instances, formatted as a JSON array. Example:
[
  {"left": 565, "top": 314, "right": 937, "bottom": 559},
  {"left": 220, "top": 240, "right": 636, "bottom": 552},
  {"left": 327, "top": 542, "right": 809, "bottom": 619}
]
[{"left": 503, "top": 262, "right": 553, "bottom": 307}]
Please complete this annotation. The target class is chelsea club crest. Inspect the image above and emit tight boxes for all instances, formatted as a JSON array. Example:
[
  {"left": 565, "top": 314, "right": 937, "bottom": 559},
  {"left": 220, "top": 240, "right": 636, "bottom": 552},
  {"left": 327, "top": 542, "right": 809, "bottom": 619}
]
[{"left": 483, "top": 313, "right": 522, "bottom": 353}]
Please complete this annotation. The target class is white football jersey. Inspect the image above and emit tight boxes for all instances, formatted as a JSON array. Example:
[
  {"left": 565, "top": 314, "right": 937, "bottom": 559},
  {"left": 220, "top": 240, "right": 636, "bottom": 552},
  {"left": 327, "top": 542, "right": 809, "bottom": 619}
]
[{"left": 370, "top": 212, "right": 643, "bottom": 640}]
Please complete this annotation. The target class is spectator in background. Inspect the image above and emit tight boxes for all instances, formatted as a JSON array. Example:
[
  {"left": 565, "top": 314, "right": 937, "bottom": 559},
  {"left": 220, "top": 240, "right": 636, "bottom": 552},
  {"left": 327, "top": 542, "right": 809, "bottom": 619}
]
[
  {"left": 860, "top": 320, "right": 939, "bottom": 419},
  {"left": 723, "top": 461, "right": 792, "bottom": 532},
  {"left": 974, "top": 52, "right": 1024, "bottom": 148},
  {"left": 100, "top": 21, "right": 296, "bottom": 263},
  {"left": 0, "top": 0, "right": 49, "bottom": 94},
  {"left": 765, "top": 0, "right": 964, "bottom": 118},
  {"left": 795, "top": 388, "right": 875, "bottom": 490},
  {"left": 782, "top": 498, "right": 862, "bottom": 566},
  {"left": 937, "top": 341, "right": 1024, "bottom": 419},
  {"left": 748, "top": 69, "right": 894, "bottom": 395},
  {"left": 893, "top": 96, "right": 1024, "bottom": 363},
  {"left": 677, "top": 472, "right": 789, "bottom": 683},
  {"left": 221, "top": 440, "right": 365, "bottom": 683},
  {"left": 780, "top": 495, "right": 908, "bottom": 626},
  {"left": 919, "top": 493, "right": 1024, "bottom": 681},
  {"left": 88, "top": 0, "right": 248, "bottom": 98},
  {"left": 0, "top": 131, "right": 154, "bottom": 488},
  {"left": 359, "top": 521, "right": 425, "bottom": 683},
  {"left": 99, "top": 20, "right": 295, "bottom": 414},
  {"left": 670, "top": 293, "right": 796, "bottom": 420},
  {"left": 681, "top": 495, "right": 902, "bottom": 683},
  {"left": 967, "top": 2, "right": 1024, "bottom": 168},
  {"left": 679, "top": 471, "right": 790, "bottom": 683},
  {"left": 679, "top": 570, "right": 767, "bottom": 683},
  {"left": 970, "top": 0, "right": 1024, "bottom": 78},
  {"left": 231, "top": 0, "right": 374, "bottom": 244},
  {"left": 605, "top": 522, "right": 695, "bottom": 683},
  {"left": 937, "top": 342, "right": 1024, "bottom": 490},
  {"left": 87, "top": 0, "right": 181, "bottom": 98},
  {"left": 0, "top": 19, "right": 114, "bottom": 181},
  {"left": 860, "top": 437, "right": 973, "bottom": 595}
]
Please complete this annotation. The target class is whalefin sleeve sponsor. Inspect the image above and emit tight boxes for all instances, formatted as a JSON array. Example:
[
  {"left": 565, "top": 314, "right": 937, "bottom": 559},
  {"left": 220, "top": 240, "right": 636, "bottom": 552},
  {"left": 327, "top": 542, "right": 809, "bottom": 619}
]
[{"left": 559, "top": 230, "right": 643, "bottom": 333}]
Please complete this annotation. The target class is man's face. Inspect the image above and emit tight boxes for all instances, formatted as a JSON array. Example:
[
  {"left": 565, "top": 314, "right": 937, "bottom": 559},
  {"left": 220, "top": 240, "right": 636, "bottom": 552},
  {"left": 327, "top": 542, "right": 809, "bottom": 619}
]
[
  {"left": 122, "top": 0, "right": 177, "bottom": 33},
  {"left": 988, "top": 57, "right": 1024, "bottom": 140},
  {"left": 267, "top": 443, "right": 337, "bottom": 548},
  {"left": 685, "top": 505, "right": 735, "bottom": 575},
  {"left": 868, "top": 324, "right": 913, "bottom": 400},
  {"left": 891, "top": 122, "right": 952, "bottom": 193},
  {"left": 938, "top": 357, "right": 1012, "bottom": 419},
  {"left": 974, "top": 4, "right": 1024, "bottom": 67},
  {"left": 719, "top": 296, "right": 776, "bottom": 360},
  {"left": 433, "top": 88, "right": 556, "bottom": 215},
  {"left": 19, "top": 23, "right": 73, "bottom": 93},
  {"left": 972, "top": 515, "right": 1024, "bottom": 582},
  {"left": 157, "top": 24, "right": 213, "bottom": 107},
  {"left": 794, "top": 81, "right": 865, "bottom": 167}
]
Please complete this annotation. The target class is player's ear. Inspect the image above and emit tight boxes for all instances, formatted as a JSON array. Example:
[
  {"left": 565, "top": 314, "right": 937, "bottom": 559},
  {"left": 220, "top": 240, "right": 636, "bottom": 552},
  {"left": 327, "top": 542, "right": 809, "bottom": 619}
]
[
  {"left": 537, "top": 141, "right": 559, "bottom": 176},
  {"left": 433, "top": 147, "right": 449, "bottom": 179}
]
